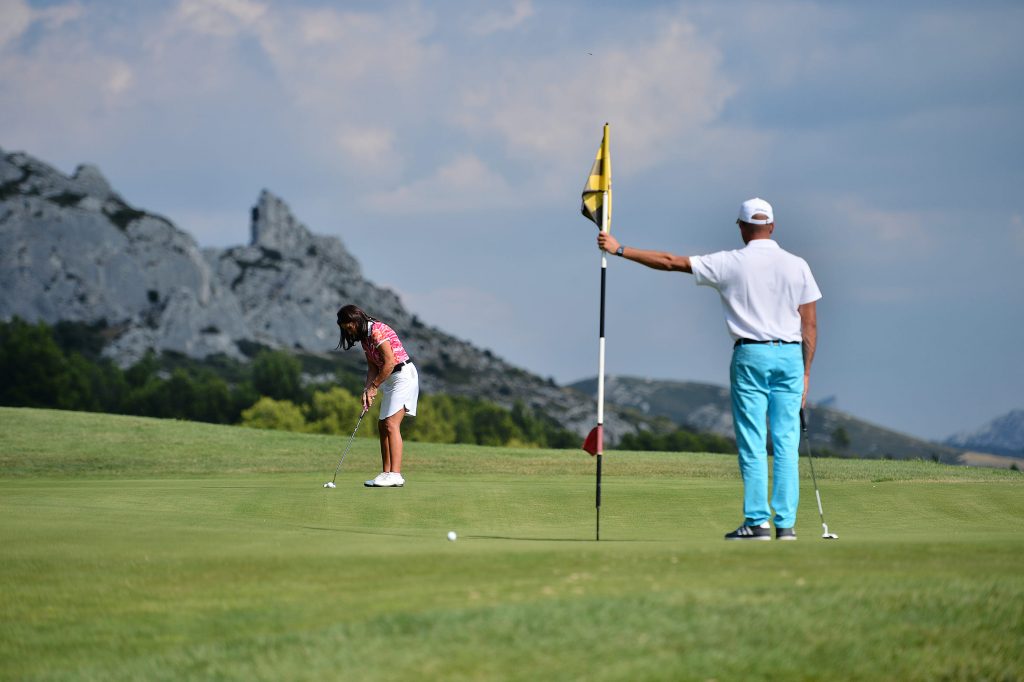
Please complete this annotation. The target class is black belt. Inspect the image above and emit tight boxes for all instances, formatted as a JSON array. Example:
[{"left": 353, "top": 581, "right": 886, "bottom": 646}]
[
  {"left": 734, "top": 339, "right": 800, "bottom": 348},
  {"left": 392, "top": 359, "right": 412, "bottom": 373}
]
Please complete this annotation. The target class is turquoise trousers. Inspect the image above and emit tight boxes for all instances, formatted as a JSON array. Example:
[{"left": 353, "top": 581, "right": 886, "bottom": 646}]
[{"left": 730, "top": 343, "right": 804, "bottom": 529}]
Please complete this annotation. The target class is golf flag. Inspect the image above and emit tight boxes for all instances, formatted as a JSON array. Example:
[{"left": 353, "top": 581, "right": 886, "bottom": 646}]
[
  {"left": 580, "top": 123, "right": 611, "bottom": 540},
  {"left": 581, "top": 124, "right": 611, "bottom": 229},
  {"left": 582, "top": 425, "right": 602, "bottom": 456}
]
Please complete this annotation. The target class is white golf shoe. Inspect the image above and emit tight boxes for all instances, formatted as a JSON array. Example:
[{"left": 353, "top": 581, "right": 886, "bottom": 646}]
[
  {"left": 376, "top": 472, "right": 405, "bottom": 487},
  {"left": 364, "top": 472, "right": 389, "bottom": 487}
]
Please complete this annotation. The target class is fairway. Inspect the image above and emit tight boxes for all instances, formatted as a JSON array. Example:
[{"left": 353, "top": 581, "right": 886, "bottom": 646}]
[{"left": 2, "top": 408, "right": 1023, "bottom": 681}]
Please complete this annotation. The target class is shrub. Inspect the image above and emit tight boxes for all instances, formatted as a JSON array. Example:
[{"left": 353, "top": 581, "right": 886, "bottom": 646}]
[
  {"left": 240, "top": 397, "right": 307, "bottom": 432},
  {"left": 304, "top": 387, "right": 365, "bottom": 435}
]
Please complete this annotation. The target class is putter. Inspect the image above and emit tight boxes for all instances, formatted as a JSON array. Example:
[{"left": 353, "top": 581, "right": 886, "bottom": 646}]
[
  {"left": 800, "top": 408, "right": 839, "bottom": 539},
  {"left": 324, "top": 410, "right": 367, "bottom": 488}
]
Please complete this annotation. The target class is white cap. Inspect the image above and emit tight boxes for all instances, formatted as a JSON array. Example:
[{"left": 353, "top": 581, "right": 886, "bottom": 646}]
[{"left": 737, "top": 197, "right": 774, "bottom": 225}]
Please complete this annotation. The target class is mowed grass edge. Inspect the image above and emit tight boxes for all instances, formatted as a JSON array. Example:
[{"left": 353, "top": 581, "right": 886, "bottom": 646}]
[
  {"left": 1, "top": 407, "right": 1023, "bottom": 681},
  {"left": 2, "top": 406, "right": 1015, "bottom": 482}
]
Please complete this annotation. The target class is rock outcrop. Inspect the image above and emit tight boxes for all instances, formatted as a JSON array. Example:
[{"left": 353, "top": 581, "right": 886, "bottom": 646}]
[{"left": 0, "top": 147, "right": 641, "bottom": 441}]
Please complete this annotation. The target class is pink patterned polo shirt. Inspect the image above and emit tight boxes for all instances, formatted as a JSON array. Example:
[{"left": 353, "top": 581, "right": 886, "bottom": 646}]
[{"left": 361, "top": 321, "right": 410, "bottom": 369}]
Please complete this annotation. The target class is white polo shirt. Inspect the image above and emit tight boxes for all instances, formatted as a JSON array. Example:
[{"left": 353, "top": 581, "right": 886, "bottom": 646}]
[{"left": 689, "top": 239, "right": 821, "bottom": 342}]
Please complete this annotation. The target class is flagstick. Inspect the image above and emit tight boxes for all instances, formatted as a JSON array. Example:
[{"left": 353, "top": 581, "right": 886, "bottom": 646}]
[
  {"left": 595, "top": 189, "right": 609, "bottom": 542},
  {"left": 580, "top": 122, "right": 611, "bottom": 541}
]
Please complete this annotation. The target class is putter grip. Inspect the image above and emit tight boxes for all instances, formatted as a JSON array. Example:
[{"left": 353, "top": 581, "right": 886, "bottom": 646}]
[{"left": 800, "top": 408, "right": 806, "bottom": 432}]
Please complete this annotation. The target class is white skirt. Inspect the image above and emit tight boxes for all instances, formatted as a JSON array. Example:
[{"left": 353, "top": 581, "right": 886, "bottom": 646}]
[{"left": 378, "top": 363, "right": 419, "bottom": 419}]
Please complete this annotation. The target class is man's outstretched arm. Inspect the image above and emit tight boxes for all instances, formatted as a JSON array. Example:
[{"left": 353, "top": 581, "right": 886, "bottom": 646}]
[{"left": 597, "top": 232, "right": 692, "bottom": 273}]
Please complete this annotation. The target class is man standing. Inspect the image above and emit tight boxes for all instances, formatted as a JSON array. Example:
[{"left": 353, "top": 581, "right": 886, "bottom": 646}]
[{"left": 597, "top": 198, "right": 821, "bottom": 541}]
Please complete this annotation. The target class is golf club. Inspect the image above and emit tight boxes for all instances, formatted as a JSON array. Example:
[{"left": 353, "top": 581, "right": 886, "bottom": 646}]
[
  {"left": 800, "top": 408, "right": 839, "bottom": 539},
  {"left": 324, "top": 409, "right": 367, "bottom": 488}
]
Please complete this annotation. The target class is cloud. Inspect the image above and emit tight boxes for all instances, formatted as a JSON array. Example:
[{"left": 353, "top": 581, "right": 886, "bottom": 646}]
[
  {"left": 0, "top": 6, "right": 148, "bottom": 148},
  {"left": 365, "top": 154, "right": 513, "bottom": 214},
  {"left": 0, "top": 1, "right": 443, "bottom": 175},
  {"left": 801, "top": 193, "right": 930, "bottom": 250},
  {"left": 335, "top": 126, "right": 403, "bottom": 178},
  {"left": 0, "top": 0, "right": 33, "bottom": 50},
  {"left": 468, "top": 0, "right": 534, "bottom": 35},
  {"left": 364, "top": 10, "right": 743, "bottom": 215},
  {"left": 858, "top": 205, "right": 927, "bottom": 244},
  {"left": 3, "top": 1, "right": 440, "bottom": 100},
  {"left": 252, "top": 4, "right": 440, "bottom": 93},
  {"left": 714, "top": 2, "right": 1024, "bottom": 133},
  {"left": 0, "top": 0, "right": 84, "bottom": 50},
  {"left": 189, "top": 3, "right": 443, "bottom": 174},
  {"left": 1, "top": 2, "right": 737, "bottom": 204},
  {"left": 106, "top": 61, "right": 133, "bottom": 96},
  {"left": 36, "top": 1, "right": 85, "bottom": 28},
  {"left": 455, "top": 18, "right": 735, "bottom": 175},
  {"left": 175, "top": 0, "right": 267, "bottom": 37}
]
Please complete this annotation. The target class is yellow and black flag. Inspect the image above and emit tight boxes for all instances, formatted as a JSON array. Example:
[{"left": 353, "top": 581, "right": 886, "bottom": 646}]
[{"left": 581, "top": 123, "right": 611, "bottom": 230}]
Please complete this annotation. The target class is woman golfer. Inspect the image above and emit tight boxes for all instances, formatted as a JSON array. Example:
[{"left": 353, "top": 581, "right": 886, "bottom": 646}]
[{"left": 336, "top": 304, "right": 419, "bottom": 488}]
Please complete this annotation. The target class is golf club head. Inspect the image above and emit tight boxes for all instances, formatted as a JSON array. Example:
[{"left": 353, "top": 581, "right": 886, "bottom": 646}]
[
  {"left": 821, "top": 524, "right": 838, "bottom": 539},
  {"left": 323, "top": 482, "right": 336, "bottom": 489}
]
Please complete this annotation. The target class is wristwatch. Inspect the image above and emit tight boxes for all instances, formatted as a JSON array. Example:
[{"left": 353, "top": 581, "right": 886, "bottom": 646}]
[{"left": 615, "top": 245, "right": 625, "bottom": 257}]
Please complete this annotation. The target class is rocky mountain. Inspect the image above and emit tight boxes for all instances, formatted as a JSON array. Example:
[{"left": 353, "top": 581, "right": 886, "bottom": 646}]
[
  {"left": 945, "top": 410, "right": 1024, "bottom": 458},
  {"left": 0, "top": 146, "right": 645, "bottom": 441},
  {"left": 570, "top": 376, "right": 966, "bottom": 464},
  {"left": 4, "top": 146, "right": 1013, "bottom": 465}
]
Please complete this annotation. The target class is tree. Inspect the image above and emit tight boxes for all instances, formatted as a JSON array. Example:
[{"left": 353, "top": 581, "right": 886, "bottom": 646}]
[
  {"left": 832, "top": 426, "right": 852, "bottom": 450},
  {"left": 618, "top": 427, "right": 736, "bottom": 454},
  {"left": 81, "top": 357, "right": 129, "bottom": 413},
  {"left": 252, "top": 350, "right": 304, "bottom": 402},
  {"left": 190, "top": 371, "right": 234, "bottom": 424},
  {"left": 403, "top": 394, "right": 452, "bottom": 443},
  {"left": 240, "top": 397, "right": 307, "bottom": 432},
  {"left": 125, "top": 351, "right": 160, "bottom": 389},
  {"left": 510, "top": 401, "right": 544, "bottom": 446},
  {"left": 123, "top": 369, "right": 197, "bottom": 420},
  {"left": 471, "top": 402, "right": 523, "bottom": 446},
  {"left": 304, "top": 387, "right": 364, "bottom": 435},
  {"left": 0, "top": 318, "right": 79, "bottom": 409}
]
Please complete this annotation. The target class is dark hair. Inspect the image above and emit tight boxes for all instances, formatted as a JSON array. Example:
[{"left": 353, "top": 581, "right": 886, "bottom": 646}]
[{"left": 336, "top": 304, "right": 378, "bottom": 350}]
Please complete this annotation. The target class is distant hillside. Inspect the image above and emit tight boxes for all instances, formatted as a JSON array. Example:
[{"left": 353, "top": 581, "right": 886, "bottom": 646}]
[
  {"left": 570, "top": 376, "right": 965, "bottom": 464},
  {"left": 945, "top": 410, "right": 1024, "bottom": 458}
]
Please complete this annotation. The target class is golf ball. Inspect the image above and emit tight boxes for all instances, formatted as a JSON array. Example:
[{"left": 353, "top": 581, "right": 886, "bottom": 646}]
[
  {"left": 447, "top": 531, "right": 457, "bottom": 541},
  {"left": 324, "top": 482, "right": 336, "bottom": 489}
]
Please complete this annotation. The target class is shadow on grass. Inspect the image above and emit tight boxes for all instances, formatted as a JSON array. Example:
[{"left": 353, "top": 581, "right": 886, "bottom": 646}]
[
  {"left": 469, "top": 534, "right": 652, "bottom": 543},
  {"left": 301, "top": 525, "right": 423, "bottom": 539},
  {"left": 301, "top": 526, "right": 653, "bottom": 542}
]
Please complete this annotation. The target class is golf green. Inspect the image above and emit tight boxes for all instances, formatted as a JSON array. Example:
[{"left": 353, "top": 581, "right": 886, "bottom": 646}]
[{"left": 2, "top": 408, "right": 1022, "bottom": 681}]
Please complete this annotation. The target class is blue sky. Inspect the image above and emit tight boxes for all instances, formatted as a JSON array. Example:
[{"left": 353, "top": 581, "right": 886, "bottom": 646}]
[{"left": 2, "top": 0, "right": 1022, "bottom": 440}]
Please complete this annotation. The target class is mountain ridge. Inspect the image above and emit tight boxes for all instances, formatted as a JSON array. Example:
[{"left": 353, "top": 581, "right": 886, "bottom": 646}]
[
  {"left": 945, "top": 409, "right": 1024, "bottom": 458},
  {"left": 0, "top": 146, "right": 646, "bottom": 442},
  {"left": 570, "top": 375, "right": 970, "bottom": 465}
]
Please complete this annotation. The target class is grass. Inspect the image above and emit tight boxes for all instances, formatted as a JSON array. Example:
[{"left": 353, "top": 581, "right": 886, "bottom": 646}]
[{"left": 1, "top": 407, "right": 1023, "bottom": 681}]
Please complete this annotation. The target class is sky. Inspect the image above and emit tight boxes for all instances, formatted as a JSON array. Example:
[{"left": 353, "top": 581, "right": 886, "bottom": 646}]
[{"left": 2, "top": 0, "right": 1022, "bottom": 441}]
